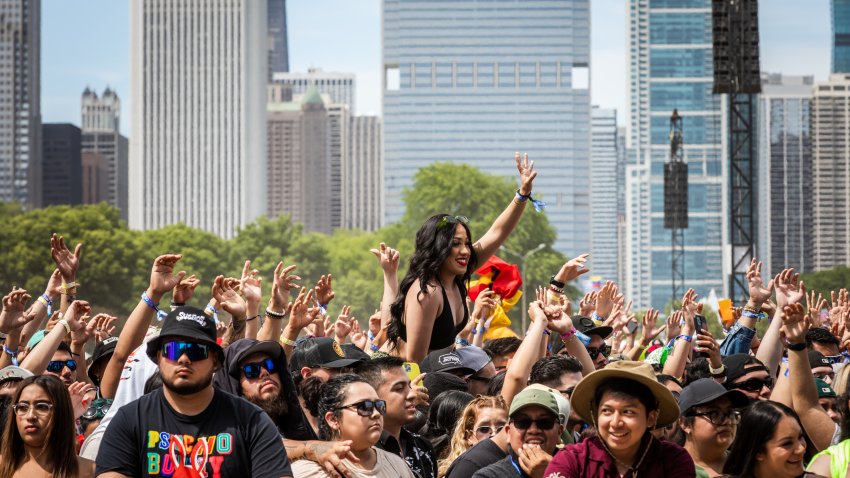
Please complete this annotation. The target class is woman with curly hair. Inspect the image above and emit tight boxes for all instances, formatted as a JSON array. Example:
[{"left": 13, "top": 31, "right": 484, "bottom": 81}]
[
  {"left": 292, "top": 374, "right": 415, "bottom": 478},
  {"left": 0, "top": 375, "right": 93, "bottom": 478},
  {"left": 386, "top": 153, "right": 540, "bottom": 362},
  {"left": 439, "top": 395, "right": 509, "bottom": 477}
]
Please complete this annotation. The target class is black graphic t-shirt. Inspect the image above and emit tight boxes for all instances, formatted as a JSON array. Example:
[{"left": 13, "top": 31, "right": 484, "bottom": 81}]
[{"left": 95, "top": 387, "right": 291, "bottom": 478}]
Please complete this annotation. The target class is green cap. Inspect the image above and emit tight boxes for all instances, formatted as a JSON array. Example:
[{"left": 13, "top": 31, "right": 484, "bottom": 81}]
[
  {"left": 26, "top": 330, "right": 47, "bottom": 350},
  {"left": 509, "top": 387, "right": 561, "bottom": 418},
  {"left": 815, "top": 378, "right": 836, "bottom": 398}
]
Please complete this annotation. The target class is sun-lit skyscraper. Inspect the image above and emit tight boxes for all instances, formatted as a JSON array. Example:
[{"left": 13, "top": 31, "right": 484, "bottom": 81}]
[{"left": 832, "top": 0, "right": 850, "bottom": 73}]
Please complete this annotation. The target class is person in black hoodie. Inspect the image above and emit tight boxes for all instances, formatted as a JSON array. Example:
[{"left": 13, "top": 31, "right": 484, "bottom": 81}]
[{"left": 214, "top": 338, "right": 361, "bottom": 478}]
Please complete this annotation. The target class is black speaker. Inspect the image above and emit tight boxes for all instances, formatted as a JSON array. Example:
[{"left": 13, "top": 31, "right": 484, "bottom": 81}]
[
  {"left": 712, "top": 0, "right": 762, "bottom": 94},
  {"left": 664, "top": 162, "right": 688, "bottom": 229}
]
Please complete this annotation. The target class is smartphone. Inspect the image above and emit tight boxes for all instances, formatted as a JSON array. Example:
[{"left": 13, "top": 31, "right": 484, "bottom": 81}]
[
  {"left": 694, "top": 314, "right": 707, "bottom": 334},
  {"left": 402, "top": 362, "right": 421, "bottom": 382},
  {"left": 625, "top": 319, "right": 638, "bottom": 335}
]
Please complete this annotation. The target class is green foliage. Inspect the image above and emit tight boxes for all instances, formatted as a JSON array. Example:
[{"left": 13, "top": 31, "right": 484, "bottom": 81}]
[
  {"left": 0, "top": 162, "right": 573, "bottom": 329},
  {"left": 802, "top": 267, "right": 850, "bottom": 298}
]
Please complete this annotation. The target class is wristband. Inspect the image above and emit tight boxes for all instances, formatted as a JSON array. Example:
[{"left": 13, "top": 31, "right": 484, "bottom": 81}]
[
  {"left": 591, "top": 312, "right": 605, "bottom": 325},
  {"left": 741, "top": 309, "right": 767, "bottom": 320},
  {"left": 265, "top": 308, "right": 287, "bottom": 319},
  {"left": 141, "top": 292, "right": 167, "bottom": 321},
  {"left": 470, "top": 328, "right": 477, "bottom": 335},
  {"left": 60, "top": 281, "right": 79, "bottom": 291},
  {"left": 575, "top": 330, "right": 591, "bottom": 346},
  {"left": 0, "top": 332, "right": 6, "bottom": 340},
  {"left": 319, "top": 303, "right": 328, "bottom": 316},
  {"left": 57, "top": 319, "right": 71, "bottom": 334},
  {"left": 515, "top": 189, "right": 530, "bottom": 202},
  {"left": 367, "top": 331, "right": 376, "bottom": 341},
  {"left": 676, "top": 334, "right": 693, "bottom": 343},
  {"left": 549, "top": 276, "right": 566, "bottom": 289},
  {"left": 3, "top": 345, "right": 18, "bottom": 366},
  {"left": 542, "top": 329, "right": 550, "bottom": 336},
  {"left": 709, "top": 363, "right": 726, "bottom": 376},
  {"left": 245, "top": 315, "right": 259, "bottom": 322},
  {"left": 455, "top": 337, "right": 470, "bottom": 346},
  {"left": 281, "top": 336, "right": 297, "bottom": 347},
  {"left": 787, "top": 341, "right": 807, "bottom": 351},
  {"left": 549, "top": 285, "right": 565, "bottom": 295},
  {"left": 560, "top": 329, "right": 577, "bottom": 341},
  {"left": 369, "top": 343, "right": 380, "bottom": 352}
]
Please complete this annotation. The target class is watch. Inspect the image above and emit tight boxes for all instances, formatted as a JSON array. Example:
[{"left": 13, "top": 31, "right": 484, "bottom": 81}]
[{"left": 786, "top": 341, "right": 807, "bottom": 352}]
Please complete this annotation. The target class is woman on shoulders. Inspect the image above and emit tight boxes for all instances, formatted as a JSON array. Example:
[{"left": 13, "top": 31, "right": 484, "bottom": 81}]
[
  {"left": 387, "top": 153, "right": 539, "bottom": 363},
  {"left": 0, "top": 375, "right": 94, "bottom": 478},
  {"left": 291, "top": 374, "right": 416, "bottom": 478}
]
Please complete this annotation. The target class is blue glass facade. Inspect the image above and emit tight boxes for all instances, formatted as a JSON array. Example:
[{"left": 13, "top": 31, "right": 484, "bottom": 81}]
[
  {"left": 834, "top": 0, "right": 850, "bottom": 73},
  {"left": 626, "top": 0, "right": 724, "bottom": 309},
  {"left": 382, "top": 0, "right": 591, "bottom": 254}
]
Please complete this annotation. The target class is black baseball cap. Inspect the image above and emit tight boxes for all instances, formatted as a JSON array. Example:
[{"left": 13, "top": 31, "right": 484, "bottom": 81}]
[
  {"left": 288, "top": 337, "right": 364, "bottom": 372},
  {"left": 146, "top": 306, "right": 223, "bottom": 362},
  {"left": 421, "top": 349, "right": 475, "bottom": 376},
  {"left": 572, "top": 315, "right": 612, "bottom": 340},
  {"left": 809, "top": 350, "right": 833, "bottom": 369},
  {"left": 227, "top": 340, "right": 284, "bottom": 377},
  {"left": 679, "top": 378, "right": 750, "bottom": 414},
  {"left": 722, "top": 353, "right": 769, "bottom": 384},
  {"left": 87, "top": 336, "right": 118, "bottom": 383}
]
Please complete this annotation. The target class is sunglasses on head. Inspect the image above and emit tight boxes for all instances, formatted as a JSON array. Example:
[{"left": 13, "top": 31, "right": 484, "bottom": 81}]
[
  {"left": 335, "top": 399, "right": 387, "bottom": 417},
  {"left": 437, "top": 215, "right": 469, "bottom": 230},
  {"left": 586, "top": 344, "right": 611, "bottom": 360},
  {"left": 46, "top": 359, "right": 77, "bottom": 373},
  {"left": 730, "top": 377, "right": 773, "bottom": 392},
  {"left": 83, "top": 398, "right": 112, "bottom": 419},
  {"left": 510, "top": 415, "right": 559, "bottom": 431},
  {"left": 161, "top": 341, "right": 210, "bottom": 362},
  {"left": 242, "top": 358, "right": 276, "bottom": 379}
]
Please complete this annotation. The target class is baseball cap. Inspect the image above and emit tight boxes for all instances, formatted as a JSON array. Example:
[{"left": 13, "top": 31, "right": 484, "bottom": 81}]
[
  {"left": 509, "top": 386, "right": 561, "bottom": 418},
  {"left": 288, "top": 337, "right": 364, "bottom": 372},
  {"left": 423, "top": 371, "right": 469, "bottom": 403},
  {"left": 678, "top": 378, "right": 750, "bottom": 414},
  {"left": 0, "top": 366, "right": 33, "bottom": 385},
  {"left": 88, "top": 336, "right": 118, "bottom": 383},
  {"left": 809, "top": 350, "right": 833, "bottom": 369},
  {"left": 722, "top": 353, "right": 769, "bottom": 384},
  {"left": 525, "top": 384, "right": 570, "bottom": 423},
  {"left": 454, "top": 346, "right": 491, "bottom": 374},
  {"left": 571, "top": 315, "right": 612, "bottom": 340},
  {"left": 227, "top": 339, "right": 284, "bottom": 377},
  {"left": 421, "top": 349, "right": 475, "bottom": 376},
  {"left": 815, "top": 378, "right": 837, "bottom": 398},
  {"left": 146, "top": 306, "right": 223, "bottom": 362}
]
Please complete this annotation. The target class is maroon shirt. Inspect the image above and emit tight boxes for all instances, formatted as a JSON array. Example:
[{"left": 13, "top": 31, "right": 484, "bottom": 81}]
[{"left": 544, "top": 435, "right": 695, "bottom": 478}]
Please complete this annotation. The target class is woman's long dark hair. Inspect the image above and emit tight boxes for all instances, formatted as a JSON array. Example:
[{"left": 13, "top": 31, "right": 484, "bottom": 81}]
[
  {"left": 0, "top": 375, "right": 79, "bottom": 478},
  {"left": 837, "top": 387, "right": 850, "bottom": 442},
  {"left": 722, "top": 400, "right": 811, "bottom": 477},
  {"left": 387, "top": 214, "right": 478, "bottom": 348}
]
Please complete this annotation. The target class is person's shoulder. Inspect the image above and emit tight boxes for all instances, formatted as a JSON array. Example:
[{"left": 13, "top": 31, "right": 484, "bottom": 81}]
[
  {"left": 291, "top": 458, "right": 328, "bottom": 478},
  {"left": 378, "top": 449, "right": 416, "bottom": 476},
  {"left": 657, "top": 438, "right": 695, "bottom": 462},
  {"left": 471, "top": 457, "right": 513, "bottom": 478},
  {"left": 214, "top": 388, "right": 263, "bottom": 414}
]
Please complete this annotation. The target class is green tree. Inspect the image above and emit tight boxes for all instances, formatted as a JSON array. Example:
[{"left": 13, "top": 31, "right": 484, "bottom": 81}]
[{"left": 802, "top": 266, "right": 850, "bottom": 298}]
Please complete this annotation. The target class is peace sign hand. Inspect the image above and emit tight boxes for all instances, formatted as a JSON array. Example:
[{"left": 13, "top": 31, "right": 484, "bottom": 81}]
[{"left": 515, "top": 152, "right": 538, "bottom": 195}]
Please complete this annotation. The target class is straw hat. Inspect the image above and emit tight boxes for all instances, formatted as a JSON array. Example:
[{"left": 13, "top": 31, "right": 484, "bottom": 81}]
[{"left": 570, "top": 361, "right": 680, "bottom": 427}]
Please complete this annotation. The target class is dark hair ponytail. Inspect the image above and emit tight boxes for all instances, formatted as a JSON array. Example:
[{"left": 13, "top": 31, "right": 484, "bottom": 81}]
[{"left": 386, "top": 214, "right": 477, "bottom": 348}]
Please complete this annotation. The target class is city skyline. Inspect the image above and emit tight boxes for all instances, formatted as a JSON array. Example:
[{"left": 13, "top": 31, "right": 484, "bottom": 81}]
[{"left": 41, "top": 0, "right": 832, "bottom": 134}]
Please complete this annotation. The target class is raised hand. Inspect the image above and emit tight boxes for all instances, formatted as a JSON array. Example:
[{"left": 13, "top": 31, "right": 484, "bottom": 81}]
[
  {"left": 472, "top": 289, "right": 497, "bottom": 321},
  {"left": 211, "top": 275, "right": 246, "bottom": 319},
  {"left": 545, "top": 305, "right": 575, "bottom": 336},
  {"left": 806, "top": 290, "right": 828, "bottom": 329},
  {"left": 240, "top": 260, "right": 263, "bottom": 306},
  {"left": 68, "top": 381, "right": 95, "bottom": 419},
  {"left": 91, "top": 314, "right": 117, "bottom": 342},
  {"left": 556, "top": 253, "right": 591, "bottom": 283},
  {"left": 269, "top": 262, "right": 300, "bottom": 312},
  {"left": 639, "top": 309, "right": 665, "bottom": 345},
  {"left": 44, "top": 269, "right": 63, "bottom": 298},
  {"left": 515, "top": 152, "right": 538, "bottom": 195},
  {"left": 63, "top": 300, "right": 91, "bottom": 332},
  {"left": 527, "top": 300, "right": 549, "bottom": 327},
  {"left": 172, "top": 274, "right": 201, "bottom": 304},
  {"left": 0, "top": 287, "right": 33, "bottom": 334},
  {"left": 50, "top": 233, "right": 82, "bottom": 283},
  {"left": 71, "top": 314, "right": 95, "bottom": 346},
  {"left": 368, "top": 309, "right": 382, "bottom": 336},
  {"left": 288, "top": 288, "right": 315, "bottom": 332},
  {"left": 314, "top": 274, "right": 335, "bottom": 306},
  {"left": 334, "top": 305, "right": 353, "bottom": 343},
  {"left": 695, "top": 329, "right": 722, "bottom": 366},
  {"left": 829, "top": 289, "right": 849, "bottom": 326},
  {"left": 350, "top": 320, "right": 368, "bottom": 350},
  {"left": 579, "top": 291, "right": 597, "bottom": 317},
  {"left": 746, "top": 259, "right": 773, "bottom": 308},
  {"left": 369, "top": 243, "right": 401, "bottom": 274},
  {"left": 596, "top": 281, "right": 617, "bottom": 319},
  {"left": 147, "top": 254, "right": 187, "bottom": 302},
  {"left": 780, "top": 303, "right": 810, "bottom": 345},
  {"left": 775, "top": 268, "right": 805, "bottom": 309},
  {"left": 666, "top": 310, "right": 683, "bottom": 339}
]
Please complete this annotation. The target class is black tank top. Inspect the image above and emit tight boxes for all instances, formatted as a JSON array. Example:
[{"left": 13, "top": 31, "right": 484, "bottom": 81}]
[{"left": 400, "top": 282, "right": 469, "bottom": 351}]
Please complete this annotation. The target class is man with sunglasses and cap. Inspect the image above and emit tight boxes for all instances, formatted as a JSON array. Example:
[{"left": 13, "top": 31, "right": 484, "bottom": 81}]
[
  {"left": 472, "top": 386, "right": 565, "bottom": 478},
  {"left": 722, "top": 353, "right": 773, "bottom": 401},
  {"left": 571, "top": 315, "right": 613, "bottom": 370},
  {"left": 95, "top": 306, "right": 292, "bottom": 478}
]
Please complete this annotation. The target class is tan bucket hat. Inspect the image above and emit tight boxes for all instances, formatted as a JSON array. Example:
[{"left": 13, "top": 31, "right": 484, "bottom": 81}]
[{"left": 570, "top": 360, "right": 680, "bottom": 427}]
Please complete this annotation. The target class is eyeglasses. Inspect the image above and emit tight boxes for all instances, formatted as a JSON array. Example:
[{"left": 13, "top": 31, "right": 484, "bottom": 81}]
[
  {"left": 83, "top": 398, "right": 112, "bottom": 419},
  {"left": 13, "top": 401, "right": 54, "bottom": 417},
  {"left": 46, "top": 359, "right": 77, "bottom": 373},
  {"left": 730, "top": 377, "right": 773, "bottom": 392},
  {"left": 475, "top": 424, "right": 506, "bottom": 437},
  {"left": 242, "top": 358, "right": 276, "bottom": 379},
  {"left": 689, "top": 409, "right": 742, "bottom": 426},
  {"left": 437, "top": 215, "right": 469, "bottom": 230},
  {"left": 510, "top": 415, "right": 559, "bottom": 431},
  {"left": 586, "top": 344, "right": 612, "bottom": 360},
  {"left": 161, "top": 341, "right": 210, "bottom": 362},
  {"left": 335, "top": 399, "right": 387, "bottom": 417}
]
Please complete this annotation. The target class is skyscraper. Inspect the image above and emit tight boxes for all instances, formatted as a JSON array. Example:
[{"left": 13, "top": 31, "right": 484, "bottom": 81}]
[
  {"left": 811, "top": 74, "right": 850, "bottom": 270},
  {"left": 268, "top": 0, "right": 289, "bottom": 77},
  {"left": 81, "top": 87, "right": 129, "bottom": 219},
  {"left": 833, "top": 0, "right": 850, "bottom": 73},
  {"left": 625, "top": 0, "right": 724, "bottom": 308},
  {"left": 0, "top": 0, "right": 40, "bottom": 206},
  {"left": 41, "top": 124, "right": 81, "bottom": 206},
  {"left": 345, "top": 115, "right": 383, "bottom": 231},
  {"left": 327, "top": 103, "right": 349, "bottom": 230},
  {"left": 757, "top": 73, "right": 814, "bottom": 277},
  {"left": 591, "top": 107, "right": 620, "bottom": 282},
  {"left": 129, "top": 0, "right": 267, "bottom": 238},
  {"left": 272, "top": 69, "right": 356, "bottom": 110},
  {"left": 382, "top": 0, "right": 591, "bottom": 253}
]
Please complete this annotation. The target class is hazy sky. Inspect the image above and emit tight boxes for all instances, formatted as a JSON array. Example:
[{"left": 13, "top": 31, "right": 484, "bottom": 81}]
[{"left": 42, "top": 0, "right": 832, "bottom": 135}]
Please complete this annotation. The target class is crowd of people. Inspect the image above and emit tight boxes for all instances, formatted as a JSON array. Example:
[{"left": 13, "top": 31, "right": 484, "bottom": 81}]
[{"left": 2, "top": 153, "right": 850, "bottom": 477}]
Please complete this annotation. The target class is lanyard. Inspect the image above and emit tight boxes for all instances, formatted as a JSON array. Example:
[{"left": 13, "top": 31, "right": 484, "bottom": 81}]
[{"left": 508, "top": 454, "right": 524, "bottom": 477}]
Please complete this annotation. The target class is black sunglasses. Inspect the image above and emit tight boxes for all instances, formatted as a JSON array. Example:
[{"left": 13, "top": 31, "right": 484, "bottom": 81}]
[
  {"left": 83, "top": 398, "right": 113, "bottom": 419},
  {"left": 437, "top": 215, "right": 469, "bottom": 230},
  {"left": 242, "top": 358, "right": 276, "bottom": 379},
  {"left": 586, "top": 344, "right": 611, "bottom": 360},
  {"left": 47, "top": 359, "right": 77, "bottom": 373},
  {"left": 335, "top": 399, "right": 387, "bottom": 417},
  {"left": 730, "top": 377, "right": 773, "bottom": 392},
  {"left": 511, "top": 415, "right": 559, "bottom": 431},
  {"left": 475, "top": 424, "right": 506, "bottom": 436},
  {"left": 689, "top": 409, "right": 742, "bottom": 426}
]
